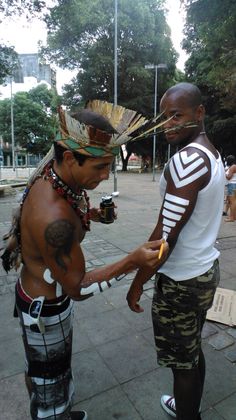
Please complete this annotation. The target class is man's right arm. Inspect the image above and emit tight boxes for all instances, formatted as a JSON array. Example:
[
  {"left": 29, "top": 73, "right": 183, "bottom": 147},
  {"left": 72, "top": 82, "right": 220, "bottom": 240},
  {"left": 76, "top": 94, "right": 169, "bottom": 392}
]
[
  {"left": 33, "top": 206, "right": 166, "bottom": 300},
  {"left": 127, "top": 145, "right": 212, "bottom": 312}
]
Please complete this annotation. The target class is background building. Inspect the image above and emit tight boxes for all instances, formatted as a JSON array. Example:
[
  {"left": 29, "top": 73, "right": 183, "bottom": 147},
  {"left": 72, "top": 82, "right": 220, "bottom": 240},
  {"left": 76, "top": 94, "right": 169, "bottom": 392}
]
[
  {"left": 0, "top": 53, "right": 56, "bottom": 99},
  {"left": 0, "top": 54, "right": 56, "bottom": 170}
]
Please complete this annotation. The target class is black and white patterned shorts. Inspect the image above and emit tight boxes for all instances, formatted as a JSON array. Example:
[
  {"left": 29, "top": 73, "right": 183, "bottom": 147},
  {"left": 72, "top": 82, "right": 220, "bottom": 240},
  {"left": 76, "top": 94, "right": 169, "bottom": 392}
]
[{"left": 15, "top": 279, "right": 74, "bottom": 419}]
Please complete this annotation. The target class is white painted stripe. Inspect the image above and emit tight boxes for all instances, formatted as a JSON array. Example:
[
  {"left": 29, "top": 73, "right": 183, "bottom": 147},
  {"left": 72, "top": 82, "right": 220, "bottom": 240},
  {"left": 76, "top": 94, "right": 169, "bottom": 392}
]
[
  {"left": 165, "top": 193, "right": 189, "bottom": 205},
  {"left": 164, "top": 201, "right": 186, "bottom": 213},
  {"left": 162, "top": 208, "right": 182, "bottom": 221},
  {"left": 163, "top": 218, "right": 176, "bottom": 227},
  {"left": 170, "top": 159, "right": 208, "bottom": 188},
  {"left": 174, "top": 153, "right": 204, "bottom": 177},
  {"left": 163, "top": 226, "right": 171, "bottom": 233},
  {"left": 180, "top": 151, "right": 199, "bottom": 164},
  {"left": 163, "top": 232, "right": 168, "bottom": 241}
]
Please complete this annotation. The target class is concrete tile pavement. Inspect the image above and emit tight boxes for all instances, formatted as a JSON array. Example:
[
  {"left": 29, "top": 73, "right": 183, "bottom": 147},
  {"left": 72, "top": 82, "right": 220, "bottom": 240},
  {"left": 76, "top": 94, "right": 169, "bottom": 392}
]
[{"left": 0, "top": 171, "right": 236, "bottom": 419}]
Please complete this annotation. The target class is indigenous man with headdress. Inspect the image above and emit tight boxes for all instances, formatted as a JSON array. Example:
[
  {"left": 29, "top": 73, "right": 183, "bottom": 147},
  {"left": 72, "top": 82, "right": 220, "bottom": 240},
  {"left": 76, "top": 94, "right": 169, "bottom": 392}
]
[
  {"left": 1, "top": 101, "right": 168, "bottom": 420},
  {"left": 127, "top": 83, "right": 225, "bottom": 420}
]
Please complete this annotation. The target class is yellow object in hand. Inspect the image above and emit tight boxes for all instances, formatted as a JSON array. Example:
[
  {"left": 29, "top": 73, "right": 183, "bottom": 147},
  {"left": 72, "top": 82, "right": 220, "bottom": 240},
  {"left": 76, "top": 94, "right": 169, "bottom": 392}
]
[{"left": 158, "top": 240, "right": 165, "bottom": 260}]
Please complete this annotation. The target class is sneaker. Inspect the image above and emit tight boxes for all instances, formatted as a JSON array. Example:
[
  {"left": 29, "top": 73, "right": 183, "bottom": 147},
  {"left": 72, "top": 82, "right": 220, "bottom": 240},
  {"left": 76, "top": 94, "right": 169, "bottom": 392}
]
[
  {"left": 160, "top": 395, "right": 202, "bottom": 418},
  {"left": 70, "top": 411, "right": 88, "bottom": 420},
  {"left": 160, "top": 395, "right": 176, "bottom": 417}
]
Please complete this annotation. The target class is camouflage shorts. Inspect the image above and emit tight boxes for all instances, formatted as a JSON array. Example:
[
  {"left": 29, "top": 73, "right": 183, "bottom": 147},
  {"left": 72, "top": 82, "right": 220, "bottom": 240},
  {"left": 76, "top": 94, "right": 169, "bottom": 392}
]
[{"left": 152, "top": 260, "right": 220, "bottom": 369}]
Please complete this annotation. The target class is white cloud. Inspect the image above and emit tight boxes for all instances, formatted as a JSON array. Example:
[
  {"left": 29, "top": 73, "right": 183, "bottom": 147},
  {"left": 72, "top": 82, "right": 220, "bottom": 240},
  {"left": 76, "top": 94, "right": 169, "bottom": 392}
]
[{"left": 0, "top": 15, "right": 47, "bottom": 53}]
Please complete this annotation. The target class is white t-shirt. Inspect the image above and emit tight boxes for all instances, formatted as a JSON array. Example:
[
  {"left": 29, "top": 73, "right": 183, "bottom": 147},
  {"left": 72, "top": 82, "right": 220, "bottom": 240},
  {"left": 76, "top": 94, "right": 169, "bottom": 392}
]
[{"left": 158, "top": 143, "right": 225, "bottom": 281}]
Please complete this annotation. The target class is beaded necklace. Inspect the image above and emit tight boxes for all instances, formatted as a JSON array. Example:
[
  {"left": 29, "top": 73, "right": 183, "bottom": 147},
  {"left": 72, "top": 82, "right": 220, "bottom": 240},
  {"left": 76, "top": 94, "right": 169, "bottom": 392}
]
[
  {"left": 44, "top": 161, "right": 91, "bottom": 231},
  {"left": 1, "top": 160, "right": 91, "bottom": 273}
]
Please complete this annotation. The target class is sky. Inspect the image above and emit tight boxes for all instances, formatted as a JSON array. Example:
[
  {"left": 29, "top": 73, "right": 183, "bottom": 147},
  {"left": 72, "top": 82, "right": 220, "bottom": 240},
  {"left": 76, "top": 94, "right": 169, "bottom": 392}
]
[
  {"left": 165, "top": 0, "right": 188, "bottom": 69},
  {"left": 0, "top": 0, "right": 188, "bottom": 95}
]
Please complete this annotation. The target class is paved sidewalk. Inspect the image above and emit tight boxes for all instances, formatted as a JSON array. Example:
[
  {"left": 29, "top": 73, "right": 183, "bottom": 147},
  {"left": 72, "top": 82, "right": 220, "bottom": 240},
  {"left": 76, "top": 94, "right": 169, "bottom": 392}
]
[{"left": 0, "top": 171, "right": 236, "bottom": 420}]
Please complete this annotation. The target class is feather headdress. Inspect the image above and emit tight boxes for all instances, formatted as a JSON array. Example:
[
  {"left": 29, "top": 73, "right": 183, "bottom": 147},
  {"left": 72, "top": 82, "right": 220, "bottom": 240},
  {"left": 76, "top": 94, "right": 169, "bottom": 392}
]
[
  {"left": 27, "top": 100, "right": 167, "bottom": 185},
  {"left": 55, "top": 100, "right": 167, "bottom": 157},
  {"left": 28, "top": 100, "right": 197, "bottom": 183}
]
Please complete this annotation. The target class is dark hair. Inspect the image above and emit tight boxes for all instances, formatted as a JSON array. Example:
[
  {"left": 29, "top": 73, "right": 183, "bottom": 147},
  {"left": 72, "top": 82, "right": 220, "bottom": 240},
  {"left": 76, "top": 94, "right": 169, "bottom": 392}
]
[
  {"left": 70, "top": 109, "right": 117, "bottom": 134},
  {"left": 53, "top": 142, "right": 90, "bottom": 166},
  {"left": 226, "top": 155, "right": 236, "bottom": 166}
]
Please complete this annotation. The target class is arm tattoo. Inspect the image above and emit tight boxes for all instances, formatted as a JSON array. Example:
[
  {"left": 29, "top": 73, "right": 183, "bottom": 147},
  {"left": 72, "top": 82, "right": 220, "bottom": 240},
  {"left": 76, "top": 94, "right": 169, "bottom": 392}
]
[{"left": 45, "top": 219, "right": 74, "bottom": 271}]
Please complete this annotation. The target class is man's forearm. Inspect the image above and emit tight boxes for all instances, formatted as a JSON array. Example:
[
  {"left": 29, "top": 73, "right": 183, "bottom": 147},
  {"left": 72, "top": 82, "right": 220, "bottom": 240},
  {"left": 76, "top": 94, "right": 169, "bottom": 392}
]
[
  {"left": 65, "top": 239, "right": 164, "bottom": 299},
  {"left": 131, "top": 266, "right": 156, "bottom": 287},
  {"left": 81, "top": 253, "right": 136, "bottom": 287}
]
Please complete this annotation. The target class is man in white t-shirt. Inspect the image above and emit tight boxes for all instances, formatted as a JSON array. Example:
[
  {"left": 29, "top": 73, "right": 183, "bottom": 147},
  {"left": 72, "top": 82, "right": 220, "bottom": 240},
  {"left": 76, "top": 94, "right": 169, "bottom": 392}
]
[{"left": 127, "top": 83, "right": 225, "bottom": 420}]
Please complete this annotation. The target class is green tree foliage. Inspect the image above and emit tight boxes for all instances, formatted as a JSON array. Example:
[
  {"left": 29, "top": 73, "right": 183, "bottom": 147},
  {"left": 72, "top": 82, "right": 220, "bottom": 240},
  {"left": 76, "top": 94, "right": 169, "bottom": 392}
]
[
  {"left": 0, "top": 1, "right": 46, "bottom": 17},
  {"left": 182, "top": 0, "right": 236, "bottom": 155},
  {"left": 44, "top": 0, "right": 177, "bottom": 113},
  {"left": 28, "top": 83, "right": 61, "bottom": 113},
  {"left": 0, "top": 85, "right": 58, "bottom": 154},
  {"left": 42, "top": 0, "right": 178, "bottom": 168},
  {"left": 0, "top": 45, "right": 19, "bottom": 85}
]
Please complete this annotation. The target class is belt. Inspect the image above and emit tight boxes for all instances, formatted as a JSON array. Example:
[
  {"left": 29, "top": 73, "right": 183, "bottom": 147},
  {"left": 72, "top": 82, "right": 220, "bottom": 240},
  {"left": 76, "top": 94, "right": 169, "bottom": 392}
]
[{"left": 15, "top": 283, "right": 71, "bottom": 317}]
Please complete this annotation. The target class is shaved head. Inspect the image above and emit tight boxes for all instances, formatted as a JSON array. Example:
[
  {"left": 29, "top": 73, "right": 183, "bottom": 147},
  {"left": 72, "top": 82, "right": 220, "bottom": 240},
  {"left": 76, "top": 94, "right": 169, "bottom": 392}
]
[
  {"left": 162, "top": 83, "right": 202, "bottom": 109},
  {"left": 160, "top": 82, "right": 205, "bottom": 147}
]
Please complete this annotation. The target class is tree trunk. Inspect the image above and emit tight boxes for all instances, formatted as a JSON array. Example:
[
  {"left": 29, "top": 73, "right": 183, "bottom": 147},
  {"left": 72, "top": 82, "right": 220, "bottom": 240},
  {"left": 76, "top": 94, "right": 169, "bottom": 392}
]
[{"left": 120, "top": 147, "right": 132, "bottom": 171}]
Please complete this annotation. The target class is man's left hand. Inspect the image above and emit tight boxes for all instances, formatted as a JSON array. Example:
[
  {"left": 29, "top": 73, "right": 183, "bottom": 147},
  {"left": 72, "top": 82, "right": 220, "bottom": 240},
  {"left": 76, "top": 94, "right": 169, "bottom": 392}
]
[{"left": 126, "top": 281, "right": 144, "bottom": 313}]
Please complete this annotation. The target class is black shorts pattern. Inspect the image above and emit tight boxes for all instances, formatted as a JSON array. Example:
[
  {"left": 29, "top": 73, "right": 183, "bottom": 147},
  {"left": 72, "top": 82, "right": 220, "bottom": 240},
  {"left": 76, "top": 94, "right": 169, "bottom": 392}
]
[
  {"left": 15, "top": 280, "right": 74, "bottom": 419},
  {"left": 152, "top": 260, "right": 220, "bottom": 369}
]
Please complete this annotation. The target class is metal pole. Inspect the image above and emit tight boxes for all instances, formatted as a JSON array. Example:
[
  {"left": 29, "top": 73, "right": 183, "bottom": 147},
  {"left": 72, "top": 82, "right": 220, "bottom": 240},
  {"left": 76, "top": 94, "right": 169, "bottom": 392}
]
[
  {"left": 0, "top": 137, "right": 3, "bottom": 180},
  {"left": 113, "top": 0, "right": 118, "bottom": 193},
  {"left": 152, "top": 66, "right": 158, "bottom": 181},
  {"left": 167, "top": 144, "right": 171, "bottom": 161},
  {"left": 114, "top": 0, "right": 118, "bottom": 107},
  {"left": 10, "top": 78, "right": 16, "bottom": 171}
]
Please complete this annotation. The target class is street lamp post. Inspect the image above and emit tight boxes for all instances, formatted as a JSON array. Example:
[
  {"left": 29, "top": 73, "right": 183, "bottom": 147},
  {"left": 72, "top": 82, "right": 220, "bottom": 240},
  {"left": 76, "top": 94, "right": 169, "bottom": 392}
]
[
  {"left": 10, "top": 77, "right": 16, "bottom": 171},
  {"left": 145, "top": 63, "right": 167, "bottom": 181},
  {"left": 114, "top": 0, "right": 118, "bottom": 107},
  {"left": 113, "top": 0, "right": 119, "bottom": 195}
]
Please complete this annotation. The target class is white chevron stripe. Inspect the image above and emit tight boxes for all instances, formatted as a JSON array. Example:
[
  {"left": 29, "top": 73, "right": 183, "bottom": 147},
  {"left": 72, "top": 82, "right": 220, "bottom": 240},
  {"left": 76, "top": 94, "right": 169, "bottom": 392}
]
[
  {"left": 165, "top": 193, "right": 189, "bottom": 205},
  {"left": 164, "top": 201, "right": 186, "bottom": 213},
  {"left": 174, "top": 153, "right": 204, "bottom": 178},
  {"left": 180, "top": 151, "right": 199, "bottom": 165},
  {"left": 162, "top": 208, "right": 182, "bottom": 221},
  {"left": 170, "top": 159, "right": 208, "bottom": 188}
]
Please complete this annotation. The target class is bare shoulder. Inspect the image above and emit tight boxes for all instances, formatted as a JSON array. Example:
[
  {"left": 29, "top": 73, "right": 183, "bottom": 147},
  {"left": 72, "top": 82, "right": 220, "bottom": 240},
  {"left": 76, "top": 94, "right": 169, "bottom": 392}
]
[
  {"left": 21, "top": 179, "right": 80, "bottom": 244},
  {"left": 167, "top": 144, "right": 210, "bottom": 191},
  {"left": 228, "top": 164, "right": 236, "bottom": 177}
]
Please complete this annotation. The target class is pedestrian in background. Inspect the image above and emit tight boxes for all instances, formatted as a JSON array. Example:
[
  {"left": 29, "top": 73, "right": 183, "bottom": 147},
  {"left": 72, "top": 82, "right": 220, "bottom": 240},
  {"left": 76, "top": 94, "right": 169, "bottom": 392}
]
[{"left": 225, "top": 154, "right": 236, "bottom": 222}]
